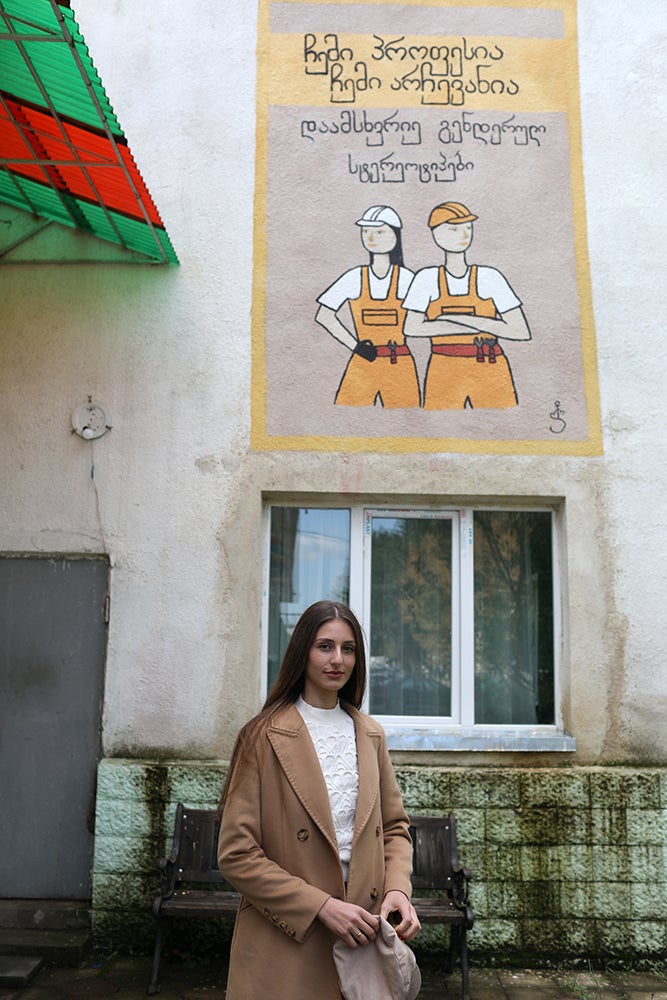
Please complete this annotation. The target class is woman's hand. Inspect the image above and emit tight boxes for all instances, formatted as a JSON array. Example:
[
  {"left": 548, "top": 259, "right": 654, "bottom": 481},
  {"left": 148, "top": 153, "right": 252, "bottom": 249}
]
[
  {"left": 381, "top": 890, "right": 421, "bottom": 942},
  {"left": 317, "top": 897, "right": 379, "bottom": 948}
]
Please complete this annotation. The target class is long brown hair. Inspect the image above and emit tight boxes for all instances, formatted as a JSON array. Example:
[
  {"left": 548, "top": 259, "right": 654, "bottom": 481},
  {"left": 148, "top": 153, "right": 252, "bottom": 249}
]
[{"left": 219, "top": 601, "right": 366, "bottom": 809}]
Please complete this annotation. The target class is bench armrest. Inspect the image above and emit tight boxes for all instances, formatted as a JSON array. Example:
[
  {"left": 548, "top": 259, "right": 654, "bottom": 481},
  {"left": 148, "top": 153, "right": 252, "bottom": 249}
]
[
  {"left": 450, "top": 866, "right": 474, "bottom": 927},
  {"left": 154, "top": 855, "right": 179, "bottom": 912}
]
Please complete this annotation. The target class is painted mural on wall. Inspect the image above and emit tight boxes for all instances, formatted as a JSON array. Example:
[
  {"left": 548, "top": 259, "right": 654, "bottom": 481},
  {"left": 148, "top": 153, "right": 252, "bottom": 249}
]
[{"left": 252, "top": 0, "right": 602, "bottom": 454}]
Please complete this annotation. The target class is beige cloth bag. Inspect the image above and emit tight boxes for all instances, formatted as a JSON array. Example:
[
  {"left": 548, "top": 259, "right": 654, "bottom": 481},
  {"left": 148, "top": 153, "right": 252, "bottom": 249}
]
[{"left": 333, "top": 917, "right": 422, "bottom": 1000}]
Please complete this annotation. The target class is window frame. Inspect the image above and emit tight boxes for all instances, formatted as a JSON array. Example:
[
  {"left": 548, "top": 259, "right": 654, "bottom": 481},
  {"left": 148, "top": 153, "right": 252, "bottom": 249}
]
[
  {"left": 262, "top": 499, "right": 574, "bottom": 753},
  {"left": 357, "top": 507, "right": 460, "bottom": 727}
]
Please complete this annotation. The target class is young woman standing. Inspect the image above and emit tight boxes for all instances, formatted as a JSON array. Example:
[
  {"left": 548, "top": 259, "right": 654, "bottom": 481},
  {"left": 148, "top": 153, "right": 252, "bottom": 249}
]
[{"left": 218, "top": 600, "right": 420, "bottom": 999}]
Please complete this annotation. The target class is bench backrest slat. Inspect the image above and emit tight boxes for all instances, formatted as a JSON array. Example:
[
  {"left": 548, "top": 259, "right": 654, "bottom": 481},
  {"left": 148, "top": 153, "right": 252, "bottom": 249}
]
[
  {"left": 167, "top": 806, "right": 465, "bottom": 892},
  {"left": 171, "top": 804, "right": 225, "bottom": 884},
  {"left": 408, "top": 812, "right": 460, "bottom": 891}
]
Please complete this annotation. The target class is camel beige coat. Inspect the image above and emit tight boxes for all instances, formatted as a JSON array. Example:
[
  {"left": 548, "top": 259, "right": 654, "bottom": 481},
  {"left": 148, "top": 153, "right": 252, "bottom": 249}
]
[{"left": 217, "top": 702, "right": 414, "bottom": 1000}]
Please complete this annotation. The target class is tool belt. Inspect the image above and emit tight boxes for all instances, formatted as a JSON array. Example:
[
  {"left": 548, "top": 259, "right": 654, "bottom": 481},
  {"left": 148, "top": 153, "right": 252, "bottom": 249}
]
[
  {"left": 432, "top": 337, "right": 502, "bottom": 364},
  {"left": 354, "top": 339, "right": 410, "bottom": 364},
  {"left": 376, "top": 343, "right": 410, "bottom": 364}
]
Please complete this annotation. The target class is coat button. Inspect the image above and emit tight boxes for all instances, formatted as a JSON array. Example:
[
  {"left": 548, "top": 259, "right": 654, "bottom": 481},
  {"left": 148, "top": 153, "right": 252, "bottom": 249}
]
[
  {"left": 297, "top": 829, "right": 309, "bottom": 841},
  {"left": 370, "top": 888, "right": 379, "bottom": 900},
  {"left": 376, "top": 825, "right": 381, "bottom": 837}
]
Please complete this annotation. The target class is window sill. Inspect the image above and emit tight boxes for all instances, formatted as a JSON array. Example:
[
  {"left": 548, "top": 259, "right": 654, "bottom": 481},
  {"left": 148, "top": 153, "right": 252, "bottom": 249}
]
[{"left": 382, "top": 726, "right": 576, "bottom": 752}]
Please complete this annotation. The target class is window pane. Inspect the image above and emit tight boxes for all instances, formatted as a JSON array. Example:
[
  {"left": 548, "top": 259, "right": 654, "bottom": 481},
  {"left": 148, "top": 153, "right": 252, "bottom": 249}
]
[
  {"left": 369, "top": 516, "right": 452, "bottom": 717},
  {"left": 267, "top": 508, "right": 350, "bottom": 688},
  {"left": 474, "top": 511, "right": 554, "bottom": 725}
]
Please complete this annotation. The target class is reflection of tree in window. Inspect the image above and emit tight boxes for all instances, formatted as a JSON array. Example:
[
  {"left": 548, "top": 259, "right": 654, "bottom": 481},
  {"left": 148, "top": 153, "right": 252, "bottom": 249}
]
[
  {"left": 267, "top": 508, "right": 351, "bottom": 688},
  {"left": 473, "top": 511, "right": 554, "bottom": 726},
  {"left": 370, "top": 517, "right": 452, "bottom": 717}
]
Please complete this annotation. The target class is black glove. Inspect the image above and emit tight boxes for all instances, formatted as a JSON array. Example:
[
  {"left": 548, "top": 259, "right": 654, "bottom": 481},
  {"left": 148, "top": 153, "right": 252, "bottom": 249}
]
[{"left": 353, "top": 339, "right": 377, "bottom": 362}]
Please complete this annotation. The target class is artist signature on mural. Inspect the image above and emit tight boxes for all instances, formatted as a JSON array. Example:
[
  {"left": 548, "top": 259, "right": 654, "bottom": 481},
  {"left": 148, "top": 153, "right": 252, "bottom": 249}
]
[{"left": 549, "top": 401, "right": 567, "bottom": 434}]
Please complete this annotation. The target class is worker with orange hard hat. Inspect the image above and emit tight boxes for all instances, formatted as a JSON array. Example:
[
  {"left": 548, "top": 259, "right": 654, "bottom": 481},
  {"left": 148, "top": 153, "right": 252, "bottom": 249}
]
[{"left": 402, "top": 201, "right": 531, "bottom": 409}]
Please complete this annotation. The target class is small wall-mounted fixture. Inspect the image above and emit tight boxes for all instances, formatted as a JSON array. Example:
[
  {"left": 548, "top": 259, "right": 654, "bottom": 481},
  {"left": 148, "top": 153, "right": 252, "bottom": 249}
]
[{"left": 72, "top": 397, "right": 111, "bottom": 440}]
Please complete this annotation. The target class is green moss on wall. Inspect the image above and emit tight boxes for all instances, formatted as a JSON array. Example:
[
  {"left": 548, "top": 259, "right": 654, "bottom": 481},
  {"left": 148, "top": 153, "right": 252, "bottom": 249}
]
[{"left": 92, "top": 761, "right": 667, "bottom": 964}]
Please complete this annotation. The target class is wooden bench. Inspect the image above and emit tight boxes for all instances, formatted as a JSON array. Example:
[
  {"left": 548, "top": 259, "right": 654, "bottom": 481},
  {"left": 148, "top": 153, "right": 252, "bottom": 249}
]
[
  {"left": 409, "top": 812, "right": 474, "bottom": 1000},
  {"left": 148, "top": 803, "right": 240, "bottom": 995},
  {"left": 149, "top": 804, "right": 473, "bottom": 998}
]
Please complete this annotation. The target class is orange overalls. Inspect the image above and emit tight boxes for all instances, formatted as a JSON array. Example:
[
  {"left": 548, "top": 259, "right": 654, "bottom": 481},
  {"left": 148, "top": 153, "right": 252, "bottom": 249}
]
[
  {"left": 335, "top": 265, "right": 420, "bottom": 408},
  {"left": 423, "top": 265, "right": 518, "bottom": 409}
]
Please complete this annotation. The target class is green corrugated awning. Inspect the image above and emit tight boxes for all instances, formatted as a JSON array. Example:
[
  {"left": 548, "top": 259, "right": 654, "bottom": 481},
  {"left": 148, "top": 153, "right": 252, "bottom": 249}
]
[{"left": 0, "top": 0, "right": 178, "bottom": 263}]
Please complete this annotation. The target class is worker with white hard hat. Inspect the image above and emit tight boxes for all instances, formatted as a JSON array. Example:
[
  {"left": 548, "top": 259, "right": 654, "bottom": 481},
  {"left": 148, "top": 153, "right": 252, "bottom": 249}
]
[
  {"left": 402, "top": 201, "right": 531, "bottom": 409},
  {"left": 315, "top": 206, "right": 420, "bottom": 408},
  {"left": 355, "top": 205, "right": 402, "bottom": 229}
]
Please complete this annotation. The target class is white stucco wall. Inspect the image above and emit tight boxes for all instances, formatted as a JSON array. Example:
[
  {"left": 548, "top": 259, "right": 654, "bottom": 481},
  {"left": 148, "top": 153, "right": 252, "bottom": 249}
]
[{"left": 1, "top": 0, "right": 665, "bottom": 764}]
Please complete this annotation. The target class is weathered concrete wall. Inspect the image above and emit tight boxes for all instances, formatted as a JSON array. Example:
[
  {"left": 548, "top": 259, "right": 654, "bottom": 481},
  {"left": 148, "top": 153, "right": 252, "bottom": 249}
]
[
  {"left": 93, "top": 760, "right": 667, "bottom": 963},
  {"left": 93, "top": 760, "right": 226, "bottom": 951},
  {"left": 0, "top": 0, "right": 664, "bottom": 765},
  {"left": 400, "top": 766, "right": 667, "bottom": 962},
  {"left": 1, "top": 0, "right": 666, "bottom": 967}
]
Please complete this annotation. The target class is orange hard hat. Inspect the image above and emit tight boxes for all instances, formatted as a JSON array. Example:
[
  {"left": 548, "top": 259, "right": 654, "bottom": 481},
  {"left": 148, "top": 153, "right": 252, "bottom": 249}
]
[{"left": 428, "top": 202, "right": 477, "bottom": 228}]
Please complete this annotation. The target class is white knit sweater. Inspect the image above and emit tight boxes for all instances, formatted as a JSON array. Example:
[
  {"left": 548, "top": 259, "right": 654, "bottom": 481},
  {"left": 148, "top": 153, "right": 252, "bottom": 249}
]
[{"left": 296, "top": 696, "right": 359, "bottom": 880}]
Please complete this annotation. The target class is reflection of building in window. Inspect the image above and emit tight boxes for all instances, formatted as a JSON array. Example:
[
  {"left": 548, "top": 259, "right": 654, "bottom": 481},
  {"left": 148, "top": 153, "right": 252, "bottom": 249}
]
[
  {"left": 473, "top": 511, "right": 554, "bottom": 726},
  {"left": 265, "top": 503, "right": 558, "bottom": 744},
  {"left": 267, "top": 508, "right": 350, "bottom": 684}
]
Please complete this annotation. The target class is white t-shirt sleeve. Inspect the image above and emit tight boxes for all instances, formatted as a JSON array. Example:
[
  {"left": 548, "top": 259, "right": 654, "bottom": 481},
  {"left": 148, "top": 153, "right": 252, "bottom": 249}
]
[
  {"left": 397, "top": 266, "right": 415, "bottom": 299},
  {"left": 401, "top": 267, "right": 440, "bottom": 312},
  {"left": 317, "top": 267, "right": 362, "bottom": 310},
  {"left": 476, "top": 266, "right": 521, "bottom": 314}
]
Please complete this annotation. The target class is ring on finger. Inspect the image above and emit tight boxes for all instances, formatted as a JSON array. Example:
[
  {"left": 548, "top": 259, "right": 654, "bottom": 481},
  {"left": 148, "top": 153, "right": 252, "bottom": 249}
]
[{"left": 355, "top": 930, "right": 364, "bottom": 940}]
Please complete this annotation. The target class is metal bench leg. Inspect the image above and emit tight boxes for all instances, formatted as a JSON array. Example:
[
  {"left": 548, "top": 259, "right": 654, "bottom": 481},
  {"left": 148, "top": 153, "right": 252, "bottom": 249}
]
[
  {"left": 446, "top": 924, "right": 459, "bottom": 973},
  {"left": 460, "top": 928, "right": 471, "bottom": 1000},
  {"left": 147, "top": 917, "right": 166, "bottom": 995}
]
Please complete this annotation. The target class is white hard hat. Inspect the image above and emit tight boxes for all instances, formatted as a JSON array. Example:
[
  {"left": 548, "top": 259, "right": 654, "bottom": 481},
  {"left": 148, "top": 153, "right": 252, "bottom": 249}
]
[{"left": 355, "top": 205, "right": 402, "bottom": 229}]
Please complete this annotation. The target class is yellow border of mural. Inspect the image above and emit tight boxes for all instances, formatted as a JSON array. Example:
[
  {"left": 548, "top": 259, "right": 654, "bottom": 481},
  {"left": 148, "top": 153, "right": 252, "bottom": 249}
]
[{"left": 251, "top": 0, "right": 602, "bottom": 455}]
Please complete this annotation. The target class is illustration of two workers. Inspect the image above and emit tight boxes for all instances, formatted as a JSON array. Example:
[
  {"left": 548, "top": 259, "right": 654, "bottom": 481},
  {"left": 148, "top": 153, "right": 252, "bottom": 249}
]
[{"left": 315, "top": 202, "right": 531, "bottom": 409}]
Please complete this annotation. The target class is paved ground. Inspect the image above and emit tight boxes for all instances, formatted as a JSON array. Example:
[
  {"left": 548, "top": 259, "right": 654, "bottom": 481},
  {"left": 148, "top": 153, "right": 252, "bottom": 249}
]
[{"left": 1, "top": 954, "right": 667, "bottom": 999}]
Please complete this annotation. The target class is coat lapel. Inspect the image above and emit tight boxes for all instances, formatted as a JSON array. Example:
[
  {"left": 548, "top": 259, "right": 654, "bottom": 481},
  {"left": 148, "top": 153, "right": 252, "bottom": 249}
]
[
  {"left": 267, "top": 704, "right": 339, "bottom": 855},
  {"left": 349, "top": 707, "right": 380, "bottom": 846},
  {"left": 267, "top": 703, "right": 381, "bottom": 856}
]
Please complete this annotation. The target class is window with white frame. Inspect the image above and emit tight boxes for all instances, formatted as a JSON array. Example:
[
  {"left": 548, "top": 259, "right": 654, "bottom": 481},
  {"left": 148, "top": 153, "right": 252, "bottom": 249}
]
[{"left": 264, "top": 503, "right": 572, "bottom": 751}]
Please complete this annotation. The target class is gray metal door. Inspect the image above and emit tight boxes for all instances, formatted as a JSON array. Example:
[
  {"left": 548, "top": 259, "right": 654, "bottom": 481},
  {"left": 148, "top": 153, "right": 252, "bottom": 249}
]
[{"left": 0, "top": 556, "right": 108, "bottom": 898}]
